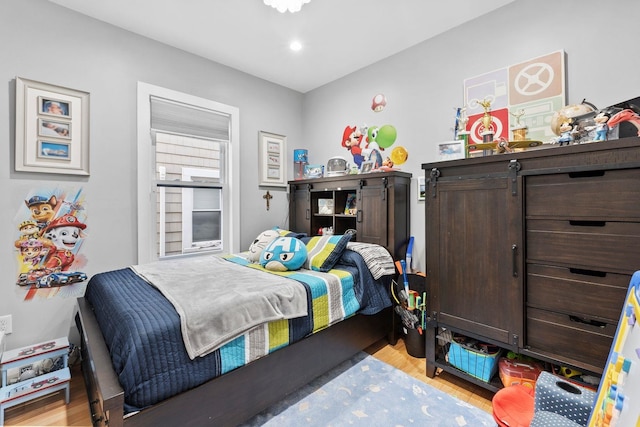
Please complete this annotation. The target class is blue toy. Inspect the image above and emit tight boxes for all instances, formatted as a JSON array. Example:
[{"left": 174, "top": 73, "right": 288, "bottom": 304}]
[{"left": 260, "top": 236, "right": 307, "bottom": 272}]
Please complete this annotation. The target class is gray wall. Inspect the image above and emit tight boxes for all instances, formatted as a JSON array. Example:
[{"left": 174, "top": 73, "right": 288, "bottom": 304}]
[
  {"left": 2, "top": 0, "right": 640, "bottom": 350},
  {"left": 302, "top": 0, "right": 640, "bottom": 272},
  {"left": 0, "top": 0, "right": 301, "bottom": 349}
]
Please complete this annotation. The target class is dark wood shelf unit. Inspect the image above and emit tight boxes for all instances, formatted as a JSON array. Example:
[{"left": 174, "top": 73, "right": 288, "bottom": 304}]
[{"left": 288, "top": 171, "right": 412, "bottom": 261}]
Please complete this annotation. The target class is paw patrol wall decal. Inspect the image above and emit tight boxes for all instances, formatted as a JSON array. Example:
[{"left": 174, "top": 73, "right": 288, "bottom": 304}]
[{"left": 14, "top": 187, "right": 88, "bottom": 301}]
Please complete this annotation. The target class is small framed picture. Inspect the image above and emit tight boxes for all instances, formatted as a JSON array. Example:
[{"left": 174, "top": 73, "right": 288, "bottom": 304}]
[
  {"left": 38, "top": 119, "right": 71, "bottom": 139},
  {"left": 360, "top": 160, "right": 374, "bottom": 173},
  {"left": 40, "top": 97, "right": 71, "bottom": 118},
  {"left": 258, "top": 131, "right": 286, "bottom": 187},
  {"left": 304, "top": 164, "right": 324, "bottom": 179},
  {"left": 38, "top": 140, "right": 71, "bottom": 160},
  {"left": 438, "top": 140, "right": 466, "bottom": 161},
  {"left": 417, "top": 177, "right": 426, "bottom": 201},
  {"left": 438, "top": 139, "right": 465, "bottom": 160}
]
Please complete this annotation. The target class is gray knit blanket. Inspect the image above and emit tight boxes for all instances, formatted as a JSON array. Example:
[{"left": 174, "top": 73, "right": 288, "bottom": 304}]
[
  {"left": 131, "top": 255, "right": 307, "bottom": 359},
  {"left": 346, "top": 242, "right": 396, "bottom": 279}
]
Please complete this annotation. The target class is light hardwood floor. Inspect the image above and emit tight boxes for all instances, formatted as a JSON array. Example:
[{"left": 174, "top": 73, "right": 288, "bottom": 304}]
[{"left": 4, "top": 338, "right": 494, "bottom": 426}]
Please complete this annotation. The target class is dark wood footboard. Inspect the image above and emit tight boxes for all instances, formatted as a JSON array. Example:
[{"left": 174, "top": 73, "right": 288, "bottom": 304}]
[
  {"left": 76, "top": 297, "right": 125, "bottom": 427},
  {"left": 76, "top": 297, "right": 391, "bottom": 427}
]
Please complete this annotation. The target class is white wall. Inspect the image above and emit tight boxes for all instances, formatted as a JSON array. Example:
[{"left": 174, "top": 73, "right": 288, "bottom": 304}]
[
  {"left": 302, "top": 0, "right": 640, "bottom": 272},
  {"left": 0, "top": 0, "right": 302, "bottom": 350}
]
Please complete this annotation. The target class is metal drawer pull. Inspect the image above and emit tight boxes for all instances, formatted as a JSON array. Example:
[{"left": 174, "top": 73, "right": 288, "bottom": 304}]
[
  {"left": 569, "top": 268, "right": 606, "bottom": 277},
  {"left": 569, "top": 220, "right": 605, "bottom": 227},
  {"left": 512, "top": 244, "right": 518, "bottom": 277},
  {"left": 568, "top": 170, "right": 605, "bottom": 178},
  {"left": 569, "top": 315, "right": 606, "bottom": 328}
]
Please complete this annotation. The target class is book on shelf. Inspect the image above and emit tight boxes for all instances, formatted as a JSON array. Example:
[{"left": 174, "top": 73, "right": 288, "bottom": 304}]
[{"left": 344, "top": 193, "right": 357, "bottom": 215}]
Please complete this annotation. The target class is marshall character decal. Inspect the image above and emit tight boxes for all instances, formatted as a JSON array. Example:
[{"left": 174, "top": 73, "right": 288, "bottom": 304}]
[{"left": 14, "top": 188, "right": 88, "bottom": 301}]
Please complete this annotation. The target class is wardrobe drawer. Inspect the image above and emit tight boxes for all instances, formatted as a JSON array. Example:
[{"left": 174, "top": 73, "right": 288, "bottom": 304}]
[
  {"left": 527, "top": 220, "right": 640, "bottom": 273},
  {"left": 526, "top": 307, "right": 616, "bottom": 369},
  {"left": 526, "top": 264, "right": 629, "bottom": 322},
  {"left": 526, "top": 168, "right": 640, "bottom": 220}
]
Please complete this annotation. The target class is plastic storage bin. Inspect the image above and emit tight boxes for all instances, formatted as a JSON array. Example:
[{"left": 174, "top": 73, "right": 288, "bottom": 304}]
[
  {"left": 498, "top": 357, "right": 544, "bottom": 389},
  {"left": 447, "top": 339, "right": 501, "bottom": 382}
]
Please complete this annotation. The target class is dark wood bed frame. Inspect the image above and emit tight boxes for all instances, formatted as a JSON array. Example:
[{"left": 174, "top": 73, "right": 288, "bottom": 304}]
[{"left": 75, "top": 297, "right": 393, "bottom": 426}]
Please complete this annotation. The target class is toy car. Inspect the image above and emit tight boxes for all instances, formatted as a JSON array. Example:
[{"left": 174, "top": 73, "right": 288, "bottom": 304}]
[
  {"left": 31, "top": 376, "right": 58, "bottom": 389},
  {"left": 18, "top": 341, "right": 56, "bottom": 356},
  {"left": 36, "top": 271, "right": 87, "bottom": 288},
  {"left": 16, "top": 268, "right": 52, "bottom": 286}
]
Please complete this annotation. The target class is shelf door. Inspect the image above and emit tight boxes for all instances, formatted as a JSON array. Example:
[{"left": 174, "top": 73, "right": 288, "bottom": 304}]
[
  {"left": 289, "top": 185, "right": 311, "bottom": 235},
  {"left": 357, "top": 184, "right": 388, "bottom": 247},
  {"left": 427, "top": 175, "right": 523, "bottom": 348}
]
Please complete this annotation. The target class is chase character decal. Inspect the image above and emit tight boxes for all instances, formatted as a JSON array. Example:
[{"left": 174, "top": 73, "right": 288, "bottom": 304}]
[{"left": 25, "top": 195, "right": 58, "bottom": 231}]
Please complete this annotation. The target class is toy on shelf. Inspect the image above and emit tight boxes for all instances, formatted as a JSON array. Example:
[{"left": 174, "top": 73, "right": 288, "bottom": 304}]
[
  {"left": 607, "top": 108, "right": 640, "bottom": 137},
  {"left": 469, "top": 138, "right": 543, "bottom": 154},
  {"left": 555, "top": 120, "right": 574, "bottom": 146},
  {"left": 588, "top": 111, "right": 611, "bottom": 142}
]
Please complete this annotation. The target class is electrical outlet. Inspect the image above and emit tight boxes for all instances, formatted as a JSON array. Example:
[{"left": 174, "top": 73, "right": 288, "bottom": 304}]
[{"left": 0, "top": 315, "right": 12, "bottom": 334}]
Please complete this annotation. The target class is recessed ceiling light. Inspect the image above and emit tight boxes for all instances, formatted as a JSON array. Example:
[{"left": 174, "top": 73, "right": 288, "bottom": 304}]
[{"left": 290, "top": 40, "right": 303, "bottom": 52}]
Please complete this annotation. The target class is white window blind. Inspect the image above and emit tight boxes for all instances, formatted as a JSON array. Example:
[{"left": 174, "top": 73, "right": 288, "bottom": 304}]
[{"left": 150, "top": 96, "right": 230, "bottom": 141}]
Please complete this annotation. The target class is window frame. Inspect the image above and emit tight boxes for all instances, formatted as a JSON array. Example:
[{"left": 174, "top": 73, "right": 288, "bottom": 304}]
[{"left": 137, "top": 82, "right": 240, "bottom": 263}]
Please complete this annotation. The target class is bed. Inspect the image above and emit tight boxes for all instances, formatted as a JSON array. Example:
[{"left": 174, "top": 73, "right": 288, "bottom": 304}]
[{"left": 75, "top": 240, "right": 395, "bottom": 427}]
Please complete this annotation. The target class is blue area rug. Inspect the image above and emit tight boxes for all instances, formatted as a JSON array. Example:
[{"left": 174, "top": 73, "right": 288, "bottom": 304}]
[{"left": 241, "top": 352, "right": 494, "bottom": 426}]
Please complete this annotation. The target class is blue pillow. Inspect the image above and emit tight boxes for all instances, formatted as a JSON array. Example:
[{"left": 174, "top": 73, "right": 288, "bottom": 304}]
[
  {"left": 304, "top": 234, "right": 351, "bottom": 272},
  {"left": 260, "top": 236, "right": 308, "bottom": 271}
]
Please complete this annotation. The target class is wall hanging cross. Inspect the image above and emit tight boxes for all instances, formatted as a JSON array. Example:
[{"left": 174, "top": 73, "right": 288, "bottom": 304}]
[{"left": 263, "top": 191, "right": 273, "bottom": 211}]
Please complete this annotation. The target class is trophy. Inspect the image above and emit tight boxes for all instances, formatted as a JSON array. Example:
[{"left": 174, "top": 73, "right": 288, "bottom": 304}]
[
  {"left": 478, "top": 97, "right": 494, "bottom": 143},
  {"left": 510, "top": 109, "right": 528, "bottom": 141},
  {"left": 455, "top": 108, "right": 470, "bottom": 157}
]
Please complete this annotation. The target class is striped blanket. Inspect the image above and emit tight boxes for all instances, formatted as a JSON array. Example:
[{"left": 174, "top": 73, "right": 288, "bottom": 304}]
[
  {"left": 215, "top": 255, "right": 361, "bottom": 374},
  {"left": 223, "top": 254, "right": 360, "bottom": 333}
]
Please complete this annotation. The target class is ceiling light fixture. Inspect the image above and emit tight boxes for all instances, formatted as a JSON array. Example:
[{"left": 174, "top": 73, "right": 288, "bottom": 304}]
[
  {"left": 289, "top": 40, "right": 303, "bottom": 51},
  {"left": 263, "top": 0, "right": 311, "bottom": 13}
]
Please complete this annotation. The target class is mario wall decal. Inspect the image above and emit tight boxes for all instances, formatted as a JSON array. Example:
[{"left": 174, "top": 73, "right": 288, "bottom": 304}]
[
  {"left": 338, "top": 94, "right": 408, "bottom": 172},
  {"left": 14, "top": 188, "right": 88, "bottom": 301}
]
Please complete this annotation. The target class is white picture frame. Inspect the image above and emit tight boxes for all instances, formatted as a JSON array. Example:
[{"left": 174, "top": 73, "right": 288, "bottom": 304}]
[
  {"left": 438, "top": 140, "right": 466, "bottom": 161},
  {"left": 360, "top": 160, "right": 374, "bottom": 173},
  {"left": 258, "top": 131, "right": 287, "bottom": 187},
  {"left": 417, "top": 176, "right": 426, "bottom": 201},
  {"left": 15, "top": 77, "right": 90, "bottom": 175}
]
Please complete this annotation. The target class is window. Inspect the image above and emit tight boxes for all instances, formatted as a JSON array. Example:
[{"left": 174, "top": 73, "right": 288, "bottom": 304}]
[
  {"left": 137, "top": 83, "right": 240, "bottom": 263},
  {"left": 181, "top": 167, "right": 222, "bottom": 253}
]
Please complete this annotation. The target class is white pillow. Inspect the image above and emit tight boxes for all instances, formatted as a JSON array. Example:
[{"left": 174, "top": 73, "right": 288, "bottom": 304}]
[{"left": 247, "top": 229, "right": 280, "bottom": 262}]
